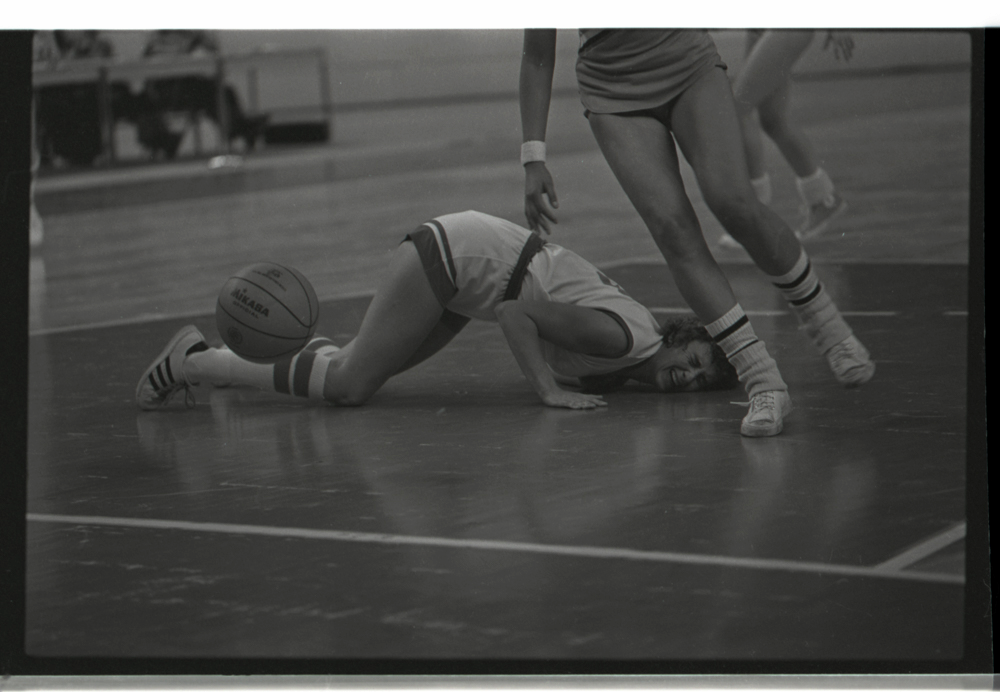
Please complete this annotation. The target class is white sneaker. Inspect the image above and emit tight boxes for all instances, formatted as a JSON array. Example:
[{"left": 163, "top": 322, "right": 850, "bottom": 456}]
[
  {"left": 717, "top": 233, "right": 743, "bottom": 250},
  {"left": 29, "top": 203, "right": 44, "bottom": 249},
  {"left": 741, "top": 390, "right": 792, "bottom": 437},
  {"left": 799, "top": 193, "right": 848, "bottom": 240},
  {"left": 825, "top": 334, "right": 875, "bottom": 388},
  {"left": 136, "top": 325, "right": 208, "bottom": 410}
]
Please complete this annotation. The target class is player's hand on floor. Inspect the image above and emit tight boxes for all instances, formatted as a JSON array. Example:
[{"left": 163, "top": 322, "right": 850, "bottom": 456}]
[
  {"left": 542, "top": 390, "right": 607, "bottom": 410},
  {"left": 524, "top": 162, "right": 559, "bottom": 234}
]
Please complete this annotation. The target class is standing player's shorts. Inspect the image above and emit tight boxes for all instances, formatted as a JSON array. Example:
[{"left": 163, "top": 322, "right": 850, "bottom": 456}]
[
  {"left": 405, "top": 210, "right": 663, "bottom": 378},
  {"left": 575, "top": 29, "right": 726, "bottom": 116}
]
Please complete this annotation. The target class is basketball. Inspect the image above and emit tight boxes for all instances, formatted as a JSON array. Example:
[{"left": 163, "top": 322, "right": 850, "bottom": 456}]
[{"left": 216, "top": 262, "right": 320, "bottom": 363}]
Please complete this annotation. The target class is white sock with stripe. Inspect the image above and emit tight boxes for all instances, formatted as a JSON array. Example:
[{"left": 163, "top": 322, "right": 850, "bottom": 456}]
[
  {"left": 184, "top": 337, "right": 340, "bottom": 401},
  {"left": 771, "top": 249, "right": 852, "bottom": 353},
  {"left": 751, "top": 173, "right": 772, "bottom": 205},
  {"left": 705, "top": 305, "right": 787, "bottom": 397},
  {"left": 795, "top": 167, "right": 836, "bottom": 206}
]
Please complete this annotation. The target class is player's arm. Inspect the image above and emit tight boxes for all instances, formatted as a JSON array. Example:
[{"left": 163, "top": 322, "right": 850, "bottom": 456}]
[
  {"left": 552, "top": 372, "right": 582, "bottom": 388},
  {"left": 520, "top": 29, "right": 559, "bottom": 234},
  {"left": 494, "top": 300, "right": 629, "bottom": 409}
]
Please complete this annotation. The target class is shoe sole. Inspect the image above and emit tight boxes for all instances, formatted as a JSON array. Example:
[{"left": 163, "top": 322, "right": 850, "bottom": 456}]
[
  {"left": 741, "top": 418, "right": 784, "bottom": 437},
  {"left": 837, "top": 360, "right": 876, "bottom": 388},
  {"left": 135, "top": 325, "right": 201, "bottom": 410},
  {"left": 799, "top": 200, "right": 848, "bottom": 241},
  {"left": 716, "top": 235, "right": 743, "bottom": 250}
]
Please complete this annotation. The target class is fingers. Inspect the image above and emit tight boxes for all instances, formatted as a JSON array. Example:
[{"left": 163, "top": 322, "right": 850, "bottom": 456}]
[
  {"left": 525, "top": 196, "right": 559, "bottom": 234},
  {"left": 575, "top": 396, "right": 608, "bottom": 409},
  {"left": 524, "top": 165, "right": 560, "bottom": 234},
  {"left": 545, "top": 393, "right": 608, "bottom": 409}
]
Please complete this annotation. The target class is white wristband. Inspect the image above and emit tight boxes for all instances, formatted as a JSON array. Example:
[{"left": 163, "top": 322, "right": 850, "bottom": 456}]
[{"left": 521, "top": 140, "right": 546, "bottom": 166}]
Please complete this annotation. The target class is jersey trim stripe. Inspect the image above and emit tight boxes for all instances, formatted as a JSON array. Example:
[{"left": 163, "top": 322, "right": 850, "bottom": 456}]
[
  {"left": 595, "top": 308, "right": 634, "bottom": 359},
  {"left": 405, "top": 225, "right": 459, "bottom": 308},
  {"left": 427, "top": 219, "right": 458, "bottom": 287}
]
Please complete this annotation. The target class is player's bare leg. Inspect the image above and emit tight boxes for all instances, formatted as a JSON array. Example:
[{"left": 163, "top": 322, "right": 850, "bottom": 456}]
[
  {"left": 733, "top": 30, "right": 847, "bottom": 239},
  {"left": 672, "top": 66, "right": 872, "bottom": 388},
  {"left": 587, "top": 104, "right": 790, "bottom": 436},
  {"left": 322, "top": 239, "right": 446, "bottom": 405}
]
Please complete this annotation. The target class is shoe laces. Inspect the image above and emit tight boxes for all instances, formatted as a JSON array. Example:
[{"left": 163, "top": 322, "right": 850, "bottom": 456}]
[
  {"left": 749, "top": 390, "right": 778, "bottom": 413},
  {"left": 827, "top": 339, "right": 859, "bottom": 366},
  {"left": 160, "top": 381, "right": 196, "bottom": 409}
]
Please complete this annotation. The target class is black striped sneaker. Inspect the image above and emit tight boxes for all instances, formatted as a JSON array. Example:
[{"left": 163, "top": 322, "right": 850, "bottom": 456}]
[{"left": 136, "top": 326, "right": 208, "bottom": 410}]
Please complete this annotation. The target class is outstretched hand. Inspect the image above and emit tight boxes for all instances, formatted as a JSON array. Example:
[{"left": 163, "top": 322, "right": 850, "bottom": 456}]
[
  {"left": 524, "top": 162, "right": 559, "bottom": 234},
  {"left": 823, "top": 31, "right": 854, "bottom": 62},
  {"left": 541, "top": 389, "right": 608, "bottom": 410}
]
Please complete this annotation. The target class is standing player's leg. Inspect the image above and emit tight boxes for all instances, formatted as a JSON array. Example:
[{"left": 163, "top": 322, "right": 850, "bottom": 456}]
[
  {"left": 734, "top": 30, "right": 847, "bottom": 238},
  {"left": 671, "top": 66, "right": 874, "bottom": 387},
  {"left": 587, "top": 108, "right": 790, "bottom": 436}
]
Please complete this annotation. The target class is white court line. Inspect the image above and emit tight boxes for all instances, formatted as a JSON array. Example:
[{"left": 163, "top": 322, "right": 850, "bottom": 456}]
[
  {"left": 649, "top": 308, "right": 899, "bottom": 318},
  {"left": 840, "top": 311, "right": 900, "bottom": 317},
  {"left": 27, "top": 513, "right": 963, "bottom": 586},
  {"left": 873, "top": 522, "right": 967, "bottom": 573},
  {"left": 595, "top": 255, "right": 970, "bottom": 269},
  {"left": 943, "top": 311, "right": 969, "bottom": 317}
]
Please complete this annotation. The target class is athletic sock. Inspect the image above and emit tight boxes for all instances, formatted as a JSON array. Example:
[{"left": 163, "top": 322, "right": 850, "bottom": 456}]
[
  {"left": 705, "top": 304, "right": 787, "bottom": 397},
  {"left": 795, "top": 167, "right": 836, "bottom": 206},
  {"left": 750, "top": 173, "right": 773, "bottom": 205},
  {"left": 184, "top": 336, "right": 339, "bottom": 401},
  {"left": 771, "top": 249, "right": 852, "bottom": 353}
]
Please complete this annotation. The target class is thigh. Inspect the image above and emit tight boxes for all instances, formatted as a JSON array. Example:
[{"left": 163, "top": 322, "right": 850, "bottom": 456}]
[
  {"left": 755, "top": 78, "right": 792, "bottom": 129},
  {"left": 341, "top": 240, "right": 445, "bottom": 384},
  {"left": 670, "top": 67, "right": 755, "bottom": 198},
  {"left": 733, "top": 30, "right": 814, "bottom": 110},
  {"left": 587, "top": 110, "right": 697, "bottom": 226}
]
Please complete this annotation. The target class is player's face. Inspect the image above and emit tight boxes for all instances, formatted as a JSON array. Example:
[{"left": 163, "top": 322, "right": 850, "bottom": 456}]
[{"left": 653, "top": 340, "right": 717, "bottom": 392}]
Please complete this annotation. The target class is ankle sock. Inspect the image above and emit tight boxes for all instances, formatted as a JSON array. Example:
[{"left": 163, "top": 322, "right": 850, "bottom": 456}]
[
  {"left": 771, "top": 249, "right": 852, "bottom": 353},
  {"left": 750, "top": 173, "right": 772, "bottom": 205},
  {"left": 705, "top": 304, "right": 787, "bottom": 397},
  {"left": 184, "top": 336, "right": 339, "bottom": 401},
  {"left": 795, "top": 167, "right": 836, "bottom": 206}
]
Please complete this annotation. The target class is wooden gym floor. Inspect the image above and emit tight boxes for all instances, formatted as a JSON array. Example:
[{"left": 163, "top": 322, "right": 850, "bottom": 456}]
[{"left": 16, "top": 60, "right": 984, "bottom": 668}]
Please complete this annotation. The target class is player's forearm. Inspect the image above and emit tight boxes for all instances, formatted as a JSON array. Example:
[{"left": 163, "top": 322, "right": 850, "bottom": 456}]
[
  {"left": 519, "top": 30, "right": 557, "bottom": 142},
  {"left": 495, "top": 302, "right": 562, "bottom": 401}
]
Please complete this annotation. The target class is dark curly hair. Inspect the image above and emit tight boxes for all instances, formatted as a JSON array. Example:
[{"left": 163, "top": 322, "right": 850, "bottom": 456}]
[
  {"left": 579, "top": 317, "right": 738, "bottom": 393},
  {"left": 660, "top": 317, "right": 739, "bottom": 391}
]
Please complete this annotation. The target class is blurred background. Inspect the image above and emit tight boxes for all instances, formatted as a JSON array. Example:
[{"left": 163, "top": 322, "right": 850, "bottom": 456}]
[{"left": 32, "top": 30, "right": 970, "bottom": 166}]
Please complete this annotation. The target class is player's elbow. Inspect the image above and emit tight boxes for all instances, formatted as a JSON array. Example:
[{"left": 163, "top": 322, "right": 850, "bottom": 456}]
[
  {"left": 494, "top": 300, "right": 514, "bottom": 320},
  {"left": 494, "top": 300, "right": 526, "bottom": 325}
]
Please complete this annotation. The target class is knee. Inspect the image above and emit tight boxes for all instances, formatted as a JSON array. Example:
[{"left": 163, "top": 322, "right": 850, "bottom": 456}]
[
  {"left": 322, "top": 366, "right": 377, "bottom": 407},
  {"left": 325, "top": 389, "right": 370, "bottom": 407},
  {"left": 702, "top": 186, "right": 762, "bottom": 229},
  {"left": 757, "top": 107, "right": 787, "bottom": 138},
  {"left": 643, "top": 210, "right": 704, "bottom": 257}
]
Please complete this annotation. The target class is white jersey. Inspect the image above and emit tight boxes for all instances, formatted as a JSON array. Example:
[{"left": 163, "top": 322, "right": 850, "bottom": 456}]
[{"left": 416, "top": 211, "right": 663, "bottom": 378}]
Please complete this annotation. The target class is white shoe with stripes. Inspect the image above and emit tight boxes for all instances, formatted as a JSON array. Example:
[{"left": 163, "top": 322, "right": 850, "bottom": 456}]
[{"left": 136, "top": 325, "right": 208, "bottom": 410}]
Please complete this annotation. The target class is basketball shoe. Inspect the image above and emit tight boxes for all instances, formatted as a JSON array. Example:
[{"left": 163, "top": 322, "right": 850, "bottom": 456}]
[
  {"left": 798, "top": 193, "right": 848, "bottom": 240},
  {"left": 716, "top": 233, "right": 744, "bottom": 250},
  {"left": 741, "top": 390, "right": 793, "bottom": 438},
  {"left": 825, "top": 334, "right": 875, "bottom": 388},
  {"left": 136, "top": 325, "right": 209, "bottom": 410}
]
